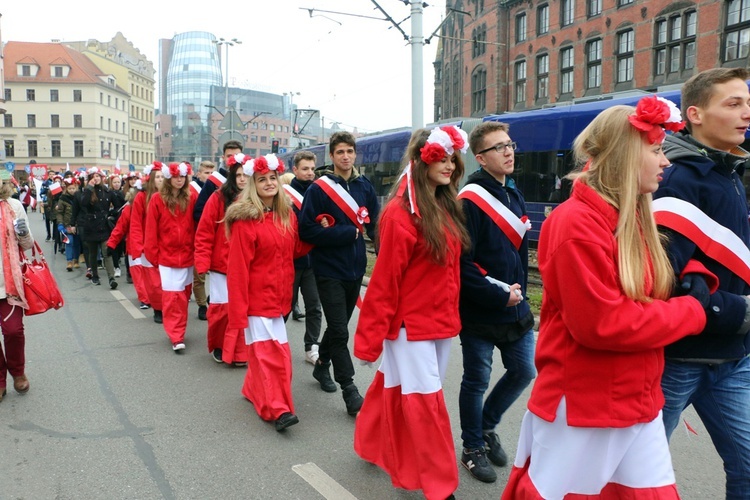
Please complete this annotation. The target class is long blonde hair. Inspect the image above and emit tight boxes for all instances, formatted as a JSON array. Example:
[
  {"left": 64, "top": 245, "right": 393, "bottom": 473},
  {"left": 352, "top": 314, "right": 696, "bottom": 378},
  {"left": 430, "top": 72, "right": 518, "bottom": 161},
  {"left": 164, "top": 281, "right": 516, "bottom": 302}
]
[
  {"left": 570, "top": 105, "right": 673, "bottom": 301},
  {"left": 232, "top": 171, "right": 291, "bottom": 231}
]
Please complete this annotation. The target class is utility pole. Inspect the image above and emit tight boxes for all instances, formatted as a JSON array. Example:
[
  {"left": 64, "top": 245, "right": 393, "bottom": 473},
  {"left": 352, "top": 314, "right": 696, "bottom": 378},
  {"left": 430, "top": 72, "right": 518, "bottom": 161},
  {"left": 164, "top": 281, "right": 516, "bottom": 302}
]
[{"left": 410, "top": 1, "right": 424, "bottom": 129}]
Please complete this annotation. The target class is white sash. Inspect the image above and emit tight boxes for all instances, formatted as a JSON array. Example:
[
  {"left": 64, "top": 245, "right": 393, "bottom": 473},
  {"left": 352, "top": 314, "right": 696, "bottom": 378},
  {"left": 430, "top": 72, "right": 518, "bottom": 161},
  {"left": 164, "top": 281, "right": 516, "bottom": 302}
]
[
  {"left": 458, "top": 184, "right": 528, "bottom": 249},
  {"left": 282, "top": 184, "right": 303, "bottom": 210},
  {"left": 314, "top": 176, "right": 368, "bottom": 231}
]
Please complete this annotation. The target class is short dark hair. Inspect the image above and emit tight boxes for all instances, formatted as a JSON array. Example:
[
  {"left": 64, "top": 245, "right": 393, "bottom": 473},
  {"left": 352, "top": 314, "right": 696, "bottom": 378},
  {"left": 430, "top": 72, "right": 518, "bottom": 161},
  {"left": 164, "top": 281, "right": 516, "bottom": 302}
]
[
  {"left": 329, "top": 131, "right": 356, "bottom": 155},
  {"left": 293, "top": 151, "right": 317, "bottom": 167},
  {"left": 222, "top": 140, "right": 243, "bottom": 154},
  {"left": 468, "top": 121, "right": 510, "bottom": 155},
  {"left": 682, "top": 68, "right": 750, "bottom": 132}
]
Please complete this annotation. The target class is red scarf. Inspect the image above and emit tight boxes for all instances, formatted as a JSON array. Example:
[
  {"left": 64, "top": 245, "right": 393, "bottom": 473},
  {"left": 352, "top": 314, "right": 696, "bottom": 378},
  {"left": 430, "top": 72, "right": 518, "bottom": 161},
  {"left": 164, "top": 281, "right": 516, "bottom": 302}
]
[{"left": 1, "top": 200, "right": 28, "bottom": 309}]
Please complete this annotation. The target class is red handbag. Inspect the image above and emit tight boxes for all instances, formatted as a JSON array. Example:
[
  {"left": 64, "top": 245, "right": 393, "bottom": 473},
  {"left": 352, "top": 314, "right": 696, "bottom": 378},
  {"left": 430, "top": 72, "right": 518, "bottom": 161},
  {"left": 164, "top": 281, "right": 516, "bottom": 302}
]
[{"left": 20, "top": 241, "right": 64, "bottom": 315}]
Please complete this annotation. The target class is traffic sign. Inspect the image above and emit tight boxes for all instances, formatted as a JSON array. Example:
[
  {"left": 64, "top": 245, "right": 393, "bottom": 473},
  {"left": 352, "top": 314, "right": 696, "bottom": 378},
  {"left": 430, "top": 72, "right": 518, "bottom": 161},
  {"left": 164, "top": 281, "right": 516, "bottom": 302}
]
[{"left": 5, "top": 162, "right": 15, "bottom": 172}]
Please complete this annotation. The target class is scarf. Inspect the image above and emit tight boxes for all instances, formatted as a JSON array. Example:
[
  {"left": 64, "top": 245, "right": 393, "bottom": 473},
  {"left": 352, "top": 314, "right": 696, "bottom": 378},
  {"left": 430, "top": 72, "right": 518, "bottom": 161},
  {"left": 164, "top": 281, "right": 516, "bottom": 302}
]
[{"left": 0, "top": 200, "right": 28, "bottom": 309}]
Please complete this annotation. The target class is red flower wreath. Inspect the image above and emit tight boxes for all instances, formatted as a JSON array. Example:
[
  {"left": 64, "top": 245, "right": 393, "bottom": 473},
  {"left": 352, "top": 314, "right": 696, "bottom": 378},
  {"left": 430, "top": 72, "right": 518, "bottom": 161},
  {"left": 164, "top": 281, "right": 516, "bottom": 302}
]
[
  {"left": 628, "top": 95, "right": 685, "bottom": 144},
  {"left": 441, "top": 125, "right": 466, "bottom": 152},
  {"left": 420, "top": 142, "right": 447, "bottom": 164}
]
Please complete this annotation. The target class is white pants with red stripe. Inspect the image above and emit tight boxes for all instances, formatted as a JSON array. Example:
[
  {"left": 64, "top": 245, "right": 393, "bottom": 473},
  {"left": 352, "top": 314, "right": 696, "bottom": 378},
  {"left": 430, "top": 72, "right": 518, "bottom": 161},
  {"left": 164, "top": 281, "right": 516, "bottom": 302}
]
[
  {"left": 206, "top": 273, "right": 246, "bottom": 363},
  {"left": 502, "top": 397, "right": 680, "bottom": 499},
  {"left": 159, "top": 266, "right": 192, "bottom": 344},
  {"left": 354, "top": 328, "right": 457, "bottom": 500}
]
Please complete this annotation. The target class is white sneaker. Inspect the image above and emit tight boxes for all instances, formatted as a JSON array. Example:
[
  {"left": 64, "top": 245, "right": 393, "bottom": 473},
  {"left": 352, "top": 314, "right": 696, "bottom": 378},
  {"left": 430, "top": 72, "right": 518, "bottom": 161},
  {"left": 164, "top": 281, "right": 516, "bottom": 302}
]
[
  {"left": 172, "top": 342, "right": 186, "bottom": 352},
  {"left": 114, "top": 268, "right": 121, "bottom": 277},
  {"left": 305, "top": 345, "right": 320, "bottom": 365}
]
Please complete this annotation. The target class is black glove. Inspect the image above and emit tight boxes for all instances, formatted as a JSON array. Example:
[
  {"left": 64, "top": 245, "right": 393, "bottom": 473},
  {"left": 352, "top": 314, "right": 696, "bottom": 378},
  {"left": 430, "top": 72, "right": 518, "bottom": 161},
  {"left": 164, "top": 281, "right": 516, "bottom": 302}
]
[
  {"left": 681, "top": 273, "right": 710, "bottom": 309},
  {"left": 105, "top": 246, "right": 114, "bottom": 257},
  {"left": 13, "top": 218, "right": 29, "bottom": 237}
]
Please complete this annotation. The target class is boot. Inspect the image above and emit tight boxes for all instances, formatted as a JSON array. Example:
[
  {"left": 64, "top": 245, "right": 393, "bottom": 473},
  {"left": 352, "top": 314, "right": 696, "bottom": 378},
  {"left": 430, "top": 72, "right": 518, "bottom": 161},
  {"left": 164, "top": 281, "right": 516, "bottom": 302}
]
[
  {"left": 342, "top": 384, "right": 364, "bottom": 415},
  {"left": 312, "top": 361, "right": 337, "bottom": 393},
  {"left": 66, "top": 261, "right": 73, "bottom": 272},
  {"left": 154, "top": 310, "right": 163, "bottom": 324}
]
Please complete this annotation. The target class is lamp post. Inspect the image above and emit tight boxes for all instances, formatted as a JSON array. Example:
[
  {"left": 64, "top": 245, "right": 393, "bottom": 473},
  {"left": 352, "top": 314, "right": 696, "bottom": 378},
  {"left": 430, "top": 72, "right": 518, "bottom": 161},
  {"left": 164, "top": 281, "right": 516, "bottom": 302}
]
[
  {"left": 214, "top": 37, "right": 242, "bottom": 113},
  {"left": 284, "top": 91, "right": 301, "bottom": 147}
]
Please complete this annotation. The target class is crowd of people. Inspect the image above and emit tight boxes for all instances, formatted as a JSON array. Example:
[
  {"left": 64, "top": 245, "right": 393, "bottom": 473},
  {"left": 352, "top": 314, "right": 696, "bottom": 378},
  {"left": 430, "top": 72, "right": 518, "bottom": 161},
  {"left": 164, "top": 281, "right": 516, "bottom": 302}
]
[{"left": 2, "top": 67, "right": 749, "bottom": 499}]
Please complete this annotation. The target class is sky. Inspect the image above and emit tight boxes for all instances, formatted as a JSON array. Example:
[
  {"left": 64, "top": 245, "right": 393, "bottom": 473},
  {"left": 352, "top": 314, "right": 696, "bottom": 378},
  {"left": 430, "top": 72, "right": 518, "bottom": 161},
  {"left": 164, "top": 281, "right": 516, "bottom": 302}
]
[{"left": 1, "top": 1, "right": 448, "bottom": 134}]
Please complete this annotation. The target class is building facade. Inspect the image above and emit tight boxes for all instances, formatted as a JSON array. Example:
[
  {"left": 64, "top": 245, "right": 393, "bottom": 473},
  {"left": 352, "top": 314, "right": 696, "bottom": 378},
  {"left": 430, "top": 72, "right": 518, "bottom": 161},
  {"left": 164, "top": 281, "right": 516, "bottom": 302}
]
[
  {"left": 1, "top": 41, "right": 130, "bottom": 173},
  {"left": 435, "top": 0, "right": 750, "bottom": 119}
]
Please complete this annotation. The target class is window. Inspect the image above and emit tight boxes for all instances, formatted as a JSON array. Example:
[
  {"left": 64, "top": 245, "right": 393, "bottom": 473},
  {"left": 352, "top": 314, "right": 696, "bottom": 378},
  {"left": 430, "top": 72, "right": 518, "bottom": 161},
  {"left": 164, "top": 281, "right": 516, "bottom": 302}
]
[
  {"left": 74, "top": 115, "right": 82, "bottom": 128},
  {"left": 100, "top": 92, "right": 104, "bottom": 104},
  {"left": 536, "top": 54, "right": 550, "bottom": 99},
  {"left": 617, "top": 30, "right": 635, "bottom": 82},
  {"left": 586, "top": 39, "right": 603, "bottom": 89},
  {"left": 471, "top": 67, "right": 487, "bottom": 114},
  {"left": 588, "top": 0, "right": 602, "bottom": 17},
  {"left": 5, "top": 140, "right": 14, "bottom": 158},
  {"left": 107, "top": 95, "right": 111, "bottom": 107},
  {"left": 21, "top": 65, "right": 31, "bottom": 77},
  {"left": 560, "top": 47, "right": 575, "bottom": 94},
  {"left": 252, "top": 122, "right": 259, "bottom": 129},
  {"left": 51, "top": 114, "right": 60, "bottom": 128},
  {"left": 50, "top": 89, "right": 59, "bottom": 102},
  {"left": 74, "top": 90, "right": 82, "bottom": 102},
  {"left": 472, "top": 24, "right": 487, "bottom": 58},
  {"left": 116, "top": 121, "right": 119, "bottom": 133},
  {"left": 619, "top": 0, "right": 633, "bottom": 5},
  {"left": 656, "top": 10, "right": 697, "bottom": 73},
  {"left": 250, "top": 135, "right": 258, "bottom": 142},
  {"left": 54, "top": 66, "right": 63, "bottom": 77},
  {"left": 74, "top": 140, "right": 84, "bottom": 157},
  {"left": 261, "top": 136, "right": 267, "bottom": 143},
  {"left": 4, "top": 114, "right": 12, "bottom": 128},
  {"left": 51, "top": 140, "right": 61, "bottom": 157},
  {"left": 726, "top": 0, "right": 750, "bottom": 61},
  {"left": 537, "top": 5, "right": 550, "bottom": 35},
  {"left": 108, "top": 118, "right": 111, "bottom": 131},
  {"left": 27, "top": 114, "right": 36, "bottom": 128},
  {"left": 561, "top": 0, "right": 575, "bottom": 27},
  {"left": 28, "top": 140, "right": 38, "bottom": 157},
  {"left": 4, "top": 89, "right": 10, "bottom": 101},
  {"left": 515, "top": 60, "right": 527, "bottom": 103},
  {"left": 26, "top": 89, "right": 35, "bottom": 101},
  {"left": 516, "top": 13, "right": 527, "bottom": 43}
]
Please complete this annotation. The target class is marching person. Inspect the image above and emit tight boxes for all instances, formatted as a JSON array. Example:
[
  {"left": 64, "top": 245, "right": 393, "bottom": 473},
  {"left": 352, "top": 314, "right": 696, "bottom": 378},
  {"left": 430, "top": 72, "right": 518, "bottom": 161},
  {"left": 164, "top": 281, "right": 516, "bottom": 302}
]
[
  {"left": 193, "top": 140, "right": 243, "bottom": 224},
  {"left": 78, "top": 167, "right": 117, "bottom": 289},
  {"left": 145, "top": 162, "right": 197, "bottom": 352},
  {"left": 503, "top": 97, "right": 718, "bottom": 498},
  {"left": 190, "top": 160, "right": 215, "bottom": 321},
  {"left": 225, "top": 154, "right": 311, "bottom": 432},
  {"left": 55, "top": 178, "right": 81, "bottom": 272},
  {"left": 108, "top": 174, "right": 125, "bottom": 278},
  {"left": 194, "top": 154, "right": 248, "bottom": 366},
  {"left": 353, "top": 126, "right": 470, "bottom": 500}
]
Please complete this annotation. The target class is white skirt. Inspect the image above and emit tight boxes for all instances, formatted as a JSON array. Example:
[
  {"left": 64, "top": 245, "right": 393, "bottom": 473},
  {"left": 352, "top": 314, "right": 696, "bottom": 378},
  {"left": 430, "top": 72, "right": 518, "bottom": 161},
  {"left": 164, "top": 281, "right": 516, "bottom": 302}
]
[{"left": 159, "top": 265, "right": 193, "bottom": 292}]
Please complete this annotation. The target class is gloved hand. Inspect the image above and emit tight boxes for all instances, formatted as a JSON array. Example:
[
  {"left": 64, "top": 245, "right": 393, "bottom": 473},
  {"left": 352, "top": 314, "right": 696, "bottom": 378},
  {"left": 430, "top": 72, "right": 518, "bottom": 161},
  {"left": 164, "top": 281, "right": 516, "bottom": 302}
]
[
  {"left": 57, "top": 223, "right": 66, "bottom": 234},
  {"left": 106, "top": 246, "right": 115, "bottom": 257},
  {"left": 14, "top": 218, "right": 29, "bottom": 237},
  {"left": 681, "top": 273, "right": 710, "bottom": 309}
]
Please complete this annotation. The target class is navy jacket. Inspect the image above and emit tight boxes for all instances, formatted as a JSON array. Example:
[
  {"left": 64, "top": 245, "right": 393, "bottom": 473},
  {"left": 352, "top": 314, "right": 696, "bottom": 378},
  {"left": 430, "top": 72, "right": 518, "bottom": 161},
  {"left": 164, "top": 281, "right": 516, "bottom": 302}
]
[
  {"left": 459, "top": 169, "right": 533, "bottom": 335},
  {"left": 193, "top": 168, "right": 225, "bottom": 223},
  {"left": 298, "top": 170, "right": 379, "bottom": 281},
  {"left": 291, "top": 177, "right": 314, "bottom": 270},
  {"left": 656, "top": 131, "right": 750, "bottom": 361}
]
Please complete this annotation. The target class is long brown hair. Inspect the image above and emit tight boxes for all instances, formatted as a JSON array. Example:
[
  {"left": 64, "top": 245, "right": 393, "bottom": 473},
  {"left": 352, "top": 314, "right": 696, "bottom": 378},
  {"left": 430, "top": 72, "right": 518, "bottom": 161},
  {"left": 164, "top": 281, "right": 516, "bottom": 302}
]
[
  {"left": 159, "top": 175, "right": 191, "bottom": 215},
  {"left": 384, "top": 128, "right": 470, "bottom": 263}
]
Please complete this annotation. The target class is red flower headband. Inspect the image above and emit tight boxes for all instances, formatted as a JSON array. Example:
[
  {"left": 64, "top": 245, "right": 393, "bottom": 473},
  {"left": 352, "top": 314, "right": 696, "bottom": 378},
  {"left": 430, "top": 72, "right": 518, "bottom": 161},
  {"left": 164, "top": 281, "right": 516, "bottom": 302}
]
[
  {"left": 251, "top": 154, "right": 285, "bottom": 176},
  {"left": 628, "top": 95, "right": 685, "bottom": 144},
  {"left": 420, "top": 125, "right": 470, "bottom": 164},
  {"left": 226, "top": 153, "right": 249, "bottom": 168},
  {"left": 162, "top": 162, "right": 193, "bottom": 179}
]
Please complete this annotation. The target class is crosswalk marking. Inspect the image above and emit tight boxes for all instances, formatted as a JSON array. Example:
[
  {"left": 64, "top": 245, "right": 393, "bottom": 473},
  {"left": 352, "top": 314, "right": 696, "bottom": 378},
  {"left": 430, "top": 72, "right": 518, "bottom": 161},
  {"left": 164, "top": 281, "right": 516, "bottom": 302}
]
[
  {"left": 110, "top": 290, "right": 146, "bottom": 319},
  {"left": 292, "top": 462, "right": 358, "bottom": 500}
]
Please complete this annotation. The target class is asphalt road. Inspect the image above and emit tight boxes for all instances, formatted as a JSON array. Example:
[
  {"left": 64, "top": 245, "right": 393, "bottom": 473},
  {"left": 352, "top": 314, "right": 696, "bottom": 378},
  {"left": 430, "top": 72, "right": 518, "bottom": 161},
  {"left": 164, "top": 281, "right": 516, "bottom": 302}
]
[{"left": 0, "top": 212, "right": 725, "bottom": 499}]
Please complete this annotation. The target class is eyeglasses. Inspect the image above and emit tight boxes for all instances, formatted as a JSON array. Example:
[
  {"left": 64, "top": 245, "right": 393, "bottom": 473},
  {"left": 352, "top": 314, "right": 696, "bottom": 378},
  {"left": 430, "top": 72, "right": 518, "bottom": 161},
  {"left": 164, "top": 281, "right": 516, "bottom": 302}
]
[{"left": 477, "top": 141, "right": 518, "bottom": 154}]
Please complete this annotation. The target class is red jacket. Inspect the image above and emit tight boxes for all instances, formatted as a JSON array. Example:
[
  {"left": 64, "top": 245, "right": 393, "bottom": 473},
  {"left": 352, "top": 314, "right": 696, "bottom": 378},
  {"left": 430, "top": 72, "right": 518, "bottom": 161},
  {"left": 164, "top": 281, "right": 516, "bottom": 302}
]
[
  {"left": 129, "top": 191, "right": 147, "bottom": 259},
  {"left": 529, "top": 181, "right": 706, "bottom": 428},
  {"left": 226, "top": 207, "right": 310, "bottom": 329},
  {"left": 194, "top": 192, "right": 229, "bottom": 275},
  {"left": 144, "top": 192, "right": 197, "bottom": 268},
  {"left": 354, "top": 200, "right": 462, "bottom": 363},
  {"left": 107, "top": 203, "right": 133, "bottom": 256}
]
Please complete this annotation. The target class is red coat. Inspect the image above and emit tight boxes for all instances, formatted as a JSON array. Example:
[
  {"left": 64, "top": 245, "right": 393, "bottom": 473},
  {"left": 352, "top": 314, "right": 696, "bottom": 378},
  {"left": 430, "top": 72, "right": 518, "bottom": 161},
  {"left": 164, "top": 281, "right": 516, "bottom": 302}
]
[
  {"left": 354, "top": 200, "right": 463, "bottom": 363},
  {"left": 226, "top": 208, "right": 310, "bottom": 330},
  {"left": 529, "top": 181, "right": 706, "bottom": 428},
  {"left": 129, "top": 191, "right": 147, "bottom": 259},
  {"left": 194, "top": 192, "right": 229, "bottom": 275},
  {"left": 107, "top": 203, "right": 133, "bottom": 256},
  {"left": 144, "top": 191, "right": 197, "bottom": 268}
]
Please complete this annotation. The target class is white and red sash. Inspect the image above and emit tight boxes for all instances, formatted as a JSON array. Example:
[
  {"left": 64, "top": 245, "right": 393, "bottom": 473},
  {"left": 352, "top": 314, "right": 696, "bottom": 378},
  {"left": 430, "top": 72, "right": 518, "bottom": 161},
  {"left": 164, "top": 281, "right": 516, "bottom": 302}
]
[
  {"left": 653, "top": 196, "right": 750, "bottom": 286},
  {"left": 458, "top": 184, "right": 528, "bottom": 249},
  {"left": 189, "top": 180, "right": 202, "bottom": 197},
  {"left": 207, "top": 171, "right": 226, "bottom": 188},
  {"left": 314, "top": 176, "right": 369, "bottom": 231},
  {"left": 282, "top": 184, "right": 303, "bottom": 210}
]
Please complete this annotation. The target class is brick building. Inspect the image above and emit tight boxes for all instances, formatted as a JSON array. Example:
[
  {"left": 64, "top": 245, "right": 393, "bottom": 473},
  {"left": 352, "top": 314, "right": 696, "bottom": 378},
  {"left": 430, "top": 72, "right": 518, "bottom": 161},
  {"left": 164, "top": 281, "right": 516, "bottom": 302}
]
[{"left": 435, "top": 0, "right": 750, "bottom": 120}]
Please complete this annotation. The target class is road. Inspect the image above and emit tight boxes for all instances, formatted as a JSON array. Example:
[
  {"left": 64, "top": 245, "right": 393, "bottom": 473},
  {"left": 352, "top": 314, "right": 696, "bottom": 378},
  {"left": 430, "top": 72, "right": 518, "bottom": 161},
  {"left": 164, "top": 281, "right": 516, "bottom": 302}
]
[{"left": 1, "top": 212, "right": 725, "bottom": 499}]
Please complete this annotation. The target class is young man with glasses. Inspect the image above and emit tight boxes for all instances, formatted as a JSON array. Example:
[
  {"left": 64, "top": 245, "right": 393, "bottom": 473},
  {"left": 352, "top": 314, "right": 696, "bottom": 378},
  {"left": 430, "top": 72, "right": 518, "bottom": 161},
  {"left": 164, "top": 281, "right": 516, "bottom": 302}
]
[{"left": 456, "top": 121, "right": 536, "bottom": 483}]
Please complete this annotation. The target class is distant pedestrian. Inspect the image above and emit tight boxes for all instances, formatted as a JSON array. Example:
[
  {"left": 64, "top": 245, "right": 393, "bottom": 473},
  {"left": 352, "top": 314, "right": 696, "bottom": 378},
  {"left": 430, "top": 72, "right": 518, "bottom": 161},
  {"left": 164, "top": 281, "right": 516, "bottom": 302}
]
[
  {"left": 191, "top": 160, "right": 215, "bottom": 321},
  {"left": 78, "top": 167, "right": 117, "bottom": 289},
  {"left": 55, "top": 178, "right": 81, "bottom": 272}
]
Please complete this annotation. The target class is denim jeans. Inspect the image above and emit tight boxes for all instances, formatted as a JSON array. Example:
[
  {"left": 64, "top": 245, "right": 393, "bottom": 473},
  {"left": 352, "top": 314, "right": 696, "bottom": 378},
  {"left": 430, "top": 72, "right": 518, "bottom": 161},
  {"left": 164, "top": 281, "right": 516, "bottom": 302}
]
[
  {"left": 458, "top": 329, "right": 536, "bottom": 450},
  {"left": 661, "top": 356, "right": 750, "bottom": 499}
]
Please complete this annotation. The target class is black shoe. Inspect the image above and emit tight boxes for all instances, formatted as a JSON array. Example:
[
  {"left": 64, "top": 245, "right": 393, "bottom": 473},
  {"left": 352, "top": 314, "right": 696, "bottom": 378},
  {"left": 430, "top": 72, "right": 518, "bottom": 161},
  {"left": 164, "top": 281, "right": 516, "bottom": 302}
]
[
  {"left": 483, "top": 431, "right": 508, "bottom": 467},
  {"left": 312, "top": 361, "right": 337, "bottom": 393},
  {"left": 461, "top": 447, "right": 497, "bottom": 483},
  {"left": 126, "top": 275, "right": 133, "bottom": 284},
  {"left": 198, "top": 305, "right": 207, "bottom": 321},
  {"left": 342, "top": 384, "right": 364, "bottom": 415},
  {"left": 212, "top": 348, "right": 223, "bottom": 364},
  {"left": 109, "top": 278, "right": 118, "bottom": 290},
  {"left": 274, "top": 412, "right": 299, "bottom": 432},
  {"left": 91, "top": 276, "right": 101, "bottom": 285},
  {"left": 154, "top": 310, "right": 163, "bottom": 324}
]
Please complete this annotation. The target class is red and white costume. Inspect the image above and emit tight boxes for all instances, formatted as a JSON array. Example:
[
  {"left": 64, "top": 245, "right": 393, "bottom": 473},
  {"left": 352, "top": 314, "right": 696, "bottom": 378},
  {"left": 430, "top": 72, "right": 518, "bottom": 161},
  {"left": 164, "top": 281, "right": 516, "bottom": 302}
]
[
  {"left": 226, "top": 206, "right": 311, "bottom": 422},
  {"left": 354, "top": 200, "right": 462, "bottom": 500},
  {"left": 107, "top": 203, "right": 149, "bottom": 306},
  {"left": 144, "top": 190, "right": 197, "bottom": 344},
  {"left": 502, "top": 181, "right": 709, "bottom": 499},
  {"left": 130, "top": 190, "right": 163, "bottom": 312},
  {"left": 194, "top": 191, "right": 247, "bottom": 364}
]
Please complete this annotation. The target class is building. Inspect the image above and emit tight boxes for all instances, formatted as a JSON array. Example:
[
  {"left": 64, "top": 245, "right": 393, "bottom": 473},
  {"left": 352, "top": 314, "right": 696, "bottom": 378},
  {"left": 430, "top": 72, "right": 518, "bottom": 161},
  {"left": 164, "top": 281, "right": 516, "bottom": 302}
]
[
  {"left": 0, "top": 14, "right": 6, "bottom": 121},
  {"left": 435, "top": 0, "right": 750, "bottom": 119},
  {"left": 1, "top": 41, "right": 129, "bottom": 174},
  {"left": 65, "top": 33, "right": 156, "bottom": 168}
]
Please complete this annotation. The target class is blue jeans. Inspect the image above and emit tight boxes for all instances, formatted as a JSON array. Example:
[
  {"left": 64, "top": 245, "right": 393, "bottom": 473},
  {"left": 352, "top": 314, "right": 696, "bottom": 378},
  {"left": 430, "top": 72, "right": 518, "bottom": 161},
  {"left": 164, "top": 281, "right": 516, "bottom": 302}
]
[
  {"left": 661, "top": 356, "right": 750, "bottom": 499},
  {"left": 64, "top": 233, "right": 81, "bottom": 263},
  {"left": 458, "top": 329, "right": 536, "bottom": 450}
]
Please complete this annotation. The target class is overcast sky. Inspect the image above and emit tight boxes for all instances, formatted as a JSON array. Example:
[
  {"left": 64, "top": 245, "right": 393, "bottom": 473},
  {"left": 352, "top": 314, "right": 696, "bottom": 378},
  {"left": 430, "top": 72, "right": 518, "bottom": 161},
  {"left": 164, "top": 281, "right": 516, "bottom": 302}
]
[{"left": 2, "top": 1, "right": 447, "bottom": 133}]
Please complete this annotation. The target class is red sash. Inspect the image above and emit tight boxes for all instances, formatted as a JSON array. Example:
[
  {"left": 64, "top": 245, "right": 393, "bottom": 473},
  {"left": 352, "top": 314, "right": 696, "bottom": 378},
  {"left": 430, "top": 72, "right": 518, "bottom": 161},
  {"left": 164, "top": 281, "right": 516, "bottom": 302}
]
[
  {"left": 458, "top": 184, "right": 528, "bottom": 249},
  {"left": 653, "top": 196, "right": 750, "bottom": 286},
  {"left": 283, "top": 184, "right": 303, "bottom": 210},
  {"left": 314, "top": 177, "right": 369, "bottom": 231},
  {"left": 207, "top": 171, "right": 226, "bottom": 188}
]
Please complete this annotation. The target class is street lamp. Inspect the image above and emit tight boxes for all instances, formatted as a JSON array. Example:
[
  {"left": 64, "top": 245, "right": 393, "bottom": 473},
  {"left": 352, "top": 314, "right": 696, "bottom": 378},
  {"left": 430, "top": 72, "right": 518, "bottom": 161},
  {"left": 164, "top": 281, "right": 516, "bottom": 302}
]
[{"left": 214, "top": 37, "right": 242, "bottom": 113}]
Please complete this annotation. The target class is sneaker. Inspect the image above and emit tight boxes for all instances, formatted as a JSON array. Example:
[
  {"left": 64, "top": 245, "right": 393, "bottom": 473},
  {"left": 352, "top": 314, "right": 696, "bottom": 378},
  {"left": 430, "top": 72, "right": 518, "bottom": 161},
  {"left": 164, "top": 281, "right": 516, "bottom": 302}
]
[
  {"left": 198, "top": 305, "right": 207, "bottom": 321},
  {"left": 91, "top": 276, "right": 101, "bottom": 285},
  {"left": 312, "top": 361, "right": 337, "bottom": 393},
  {"left": 154, "top": 310, "right": 163, "bottom": 324},
  {"left": 342, "top": 384, "right": 364, "bottom": 415},
  {"left": 274, "top": 412, "right": 299, "bottom": 432},
  {"left": 305, "top": 345, "right": 320, "bottom": 365},
  {"left": 172, "top": 342, "right": 186, "bottom": 352},
  {"left": 45, "top": 236, "right": 51, "bottom": 242},
  {"left": 461, "top": 448, "right": 497, "bottom": 483},
  {"left": 86, "top": 268, "right": 93, "bottom": 279},
  {"left": 483, "top": 431, "right": 508, "bottom": 467},
  {"left": 109, "top": 278, "right": 118, "bottom": 290},
  {"left": 233, "top": 361, "right": 248, "bottom": 368},
  {"left": 212, "top": 348, "right": 223, "bottom": 364},
  {"left": 114, "top": 268, "right": 121, "bottom": 278},
  {"left": 139, "top": 302, "right": 151, "bottom": 310}
]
